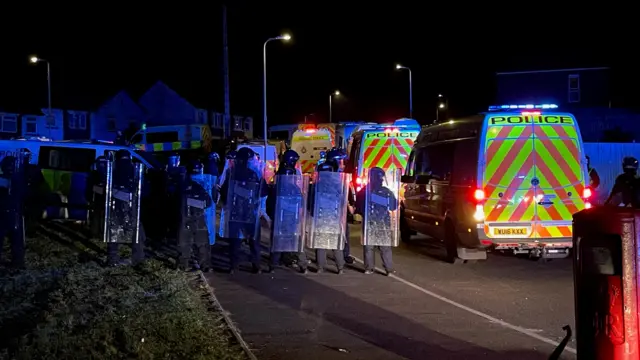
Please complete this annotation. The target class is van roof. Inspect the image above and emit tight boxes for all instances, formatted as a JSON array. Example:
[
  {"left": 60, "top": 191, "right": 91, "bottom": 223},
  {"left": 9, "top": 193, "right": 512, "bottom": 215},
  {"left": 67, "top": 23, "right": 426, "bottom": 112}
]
[{"left": 416, "top": 115, "right": 484, "bottom": 145}]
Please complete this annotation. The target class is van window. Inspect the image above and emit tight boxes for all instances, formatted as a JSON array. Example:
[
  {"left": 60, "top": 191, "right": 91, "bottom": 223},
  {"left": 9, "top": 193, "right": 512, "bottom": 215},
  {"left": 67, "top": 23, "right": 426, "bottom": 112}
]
[
  {"left": 429, "top": 143, "right": 455, "bottom": 180},
  {"left": 451, "top": 139, "right": 479, "bottom": 185},
  {"left": 405, "top": 150, "right": 416, "bottom": 176},
  {"left": 413, "top": 147, "right": 431, "bottom": 176},
  {"left": 38, "top": 146, "right": 96, "bottom": 172},
  {"left": 146, "top": 131, "right": 178, "bottom": 143},
  {"left": 130, "top": 133, "right": 143, "bottom": 144}
]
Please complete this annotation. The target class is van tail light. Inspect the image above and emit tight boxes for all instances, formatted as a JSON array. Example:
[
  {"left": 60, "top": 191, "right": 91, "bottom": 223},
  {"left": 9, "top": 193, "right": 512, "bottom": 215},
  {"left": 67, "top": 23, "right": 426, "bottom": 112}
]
[
  {"left": 474, "top": 189, "right": 485, "bottom": 202},
  {"left": 583, "top": 187, "right": 592, "bottom": 199},
  {"left": 356, "top": 177, "right": 362, "bottom": 185},
  {"left": 472, "top": 188, "right": 485, "bottom": 221}
]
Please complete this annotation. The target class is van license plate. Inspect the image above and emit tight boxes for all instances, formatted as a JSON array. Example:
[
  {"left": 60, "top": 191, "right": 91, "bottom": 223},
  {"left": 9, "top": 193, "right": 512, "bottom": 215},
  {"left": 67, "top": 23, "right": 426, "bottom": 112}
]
[{"left": 493, "top": 228, "right": 528, "bottom": 236}]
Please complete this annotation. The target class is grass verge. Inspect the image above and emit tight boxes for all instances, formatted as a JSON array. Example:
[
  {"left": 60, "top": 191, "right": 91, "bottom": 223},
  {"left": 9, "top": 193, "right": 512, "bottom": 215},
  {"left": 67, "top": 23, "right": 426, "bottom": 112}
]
[{"left": 0, "top": 225, "right": 247, "bottom": 360}]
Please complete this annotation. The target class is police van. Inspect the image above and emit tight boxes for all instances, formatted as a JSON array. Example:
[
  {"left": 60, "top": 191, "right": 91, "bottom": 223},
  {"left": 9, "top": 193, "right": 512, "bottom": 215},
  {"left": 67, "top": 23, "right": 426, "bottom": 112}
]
[
  {"left": 290, "top": 128, "right": 333, "bottom": 173},
  {"left": 0, "top": 139, "right": 161, "bottom": 221},
  {"left": 400, "top": 104, "right": 590, "bottom": 263},
  {"left": 345, "top": 118, "right": 420, "bottom": 193}
]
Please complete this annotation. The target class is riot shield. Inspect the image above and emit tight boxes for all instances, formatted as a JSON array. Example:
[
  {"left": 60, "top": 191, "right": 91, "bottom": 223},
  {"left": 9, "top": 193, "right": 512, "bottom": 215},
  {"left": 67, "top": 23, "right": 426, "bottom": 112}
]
[
  {"left": 190, "top": 174, "right": 217, "bottom": 245},
  {"left": 222, "top": 171, "right": 261, "bottom": 239},
  {"left": 306, "top": 171, "right": 350, "bottom": 250},
  {"left": 271, "top": 174, "right": 309, "bottom": 253},
  {"left": 361, "top": 168, "right": 401, "bottom": 247},
  {"left": 90, "top": 161, "right": 108, "bottom": 238},
  {"left": 104, "top": 161, "right": 144, "bottom": 243}
]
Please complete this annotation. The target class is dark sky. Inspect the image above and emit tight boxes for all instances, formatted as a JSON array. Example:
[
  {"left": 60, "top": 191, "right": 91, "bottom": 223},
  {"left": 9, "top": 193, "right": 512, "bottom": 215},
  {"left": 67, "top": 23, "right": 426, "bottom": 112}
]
[{"left": 0, "top": 5, "right": 636, "bottom": 126}]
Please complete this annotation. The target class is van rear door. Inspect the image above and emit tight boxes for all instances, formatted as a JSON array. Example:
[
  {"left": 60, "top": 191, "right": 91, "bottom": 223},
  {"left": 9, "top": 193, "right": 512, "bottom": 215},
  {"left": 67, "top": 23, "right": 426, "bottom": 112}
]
[
  {"left": 482, "top": 116, "right": 536, "bottom": 240},
  {"left": 530, "top": 112, "right": 585, "bottom": 241}
]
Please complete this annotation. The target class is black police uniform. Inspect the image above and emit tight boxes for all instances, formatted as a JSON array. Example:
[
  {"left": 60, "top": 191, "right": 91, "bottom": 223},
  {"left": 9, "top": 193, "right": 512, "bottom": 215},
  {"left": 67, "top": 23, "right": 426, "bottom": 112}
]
[
  {"left": 178, "top": 163, "right": 213, "bottom": 271},
  {"left": 86, "top": 157, "right": 108, "bottom": 238},
  {"left": 606, "top": 157, "right": 640, "bottom": 207},
  {"left": 219, "top": 148, "right": 265, "bottom": 273},
  {"left": 106, "top": 153, "right": 146, "bottom": 266},
  {"left": 0, "top": 155, "right": 26, "bottom": 268},
  {"left": 165, "top": 156, "right": 186, "bottom": 243},
  {"left": 267, "top": 150, "right": 308, "bottom": 273},
  {"left": 356, "top": 168, "right": 396, "bottom": 275}
]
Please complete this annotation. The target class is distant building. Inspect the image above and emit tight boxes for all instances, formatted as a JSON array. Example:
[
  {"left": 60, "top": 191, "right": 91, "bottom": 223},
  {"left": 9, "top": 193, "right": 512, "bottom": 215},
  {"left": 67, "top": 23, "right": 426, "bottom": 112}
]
[
  {"left": 1, "top": 80, "right": 254, "bottom": 142},
  {"left": 495, "top": 67, "right": 640, "bottom": 142}
]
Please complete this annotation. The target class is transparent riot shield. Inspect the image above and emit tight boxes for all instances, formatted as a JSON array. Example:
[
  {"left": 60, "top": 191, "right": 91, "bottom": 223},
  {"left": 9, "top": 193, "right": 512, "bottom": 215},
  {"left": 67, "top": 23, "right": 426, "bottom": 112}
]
[
  {"left": 104, "top": 161, "right": 144, "bottom": 243},
  {"left": 306, "top": 171, "right": 350, "bottom": 250},
  {"left": 90, "top": 161, "right": 108, "bottom": 238},
  {"left": 362, "top": 168, "right": 401, "bottom": 247},
  {"left": 271, "top": 174, "right": 309, "bottom": 253},
  {"left": 190, "top": 174, "right": 217, "bottom": 245},
  {"left": 222, "top": 170, "right": 261, "bottom": 239}
]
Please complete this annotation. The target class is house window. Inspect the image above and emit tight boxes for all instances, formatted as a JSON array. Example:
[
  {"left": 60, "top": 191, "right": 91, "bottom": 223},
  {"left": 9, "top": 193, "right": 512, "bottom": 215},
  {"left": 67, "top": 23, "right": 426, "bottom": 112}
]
[
  {"left": 45, "top": 114, "right": 55, "bottom": 127},
  {"left": 77, "top": 113, "right": 87, "bottom": 130},
  {"left": 568, "top": 74, "right": 580, "bottom": 103},
  {"left": 196, "top": 110, "right": 206, "bottom": 124},
  {"left": 0, "top": 114, "right": 17, "bottom": 133},
  {"left": 107, "top": 118, "right": 117, "bottom": 131},
  {"left": 25, "top": 116, "right": 37, "bottom": 134},
  {"left": 212, "top": 113, "right": 223, "bottom": 128},
  {"left": 244, "top": 118, "right": 251, "bottom": 131}
]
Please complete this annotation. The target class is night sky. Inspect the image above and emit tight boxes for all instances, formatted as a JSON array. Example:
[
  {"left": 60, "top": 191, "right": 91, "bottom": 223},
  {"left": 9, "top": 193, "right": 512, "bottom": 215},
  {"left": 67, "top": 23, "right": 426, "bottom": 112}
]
[{"left": 0, "top": 5, "right": 636, "bottom": 126}]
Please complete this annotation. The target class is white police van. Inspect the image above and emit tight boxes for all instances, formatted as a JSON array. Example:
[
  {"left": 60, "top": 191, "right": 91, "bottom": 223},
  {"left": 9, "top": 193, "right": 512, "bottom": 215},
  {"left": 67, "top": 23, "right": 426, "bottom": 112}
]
[{"left": 0, "top": 138, "right": 161, "bottom": 221}]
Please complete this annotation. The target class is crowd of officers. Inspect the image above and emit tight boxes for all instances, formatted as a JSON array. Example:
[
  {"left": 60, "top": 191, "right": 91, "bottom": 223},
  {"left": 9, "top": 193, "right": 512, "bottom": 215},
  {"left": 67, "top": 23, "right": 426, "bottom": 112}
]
[
  {"left": 85, "top": 146, "right": 398, "bottom": 275},
  {"left": 4, "top": 145, "right": 636, "bottom": 273}
]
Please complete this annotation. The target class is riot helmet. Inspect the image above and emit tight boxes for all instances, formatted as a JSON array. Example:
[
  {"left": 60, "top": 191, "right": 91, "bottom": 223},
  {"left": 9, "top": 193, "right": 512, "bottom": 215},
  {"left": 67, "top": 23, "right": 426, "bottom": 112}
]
[
  {"left": 586, "top": 155, "right": 591, "bottom": 169},
  {"left": 168, "top": 154, "right": 181, "bottom": 168},
  {"left": 369, "top": 167, "right": 386, "bottom": 189},
  {"left": 236, "top": 147, "right": 255, "bottom": 167},
  {"left": 209, "top": 152, "right": 220, "bottom": 163},
  {"left": 225, "top": 150, "right": 237, "bottom": 160},
  {"left": 0, "top": 156, "right": 16, "bottom": 175},
  {"left": 623, "top": 156, "right": 639, "bottom": 174},
  {"left": 93, "top": 156, "right": 107, "bottom": 172},
  {"left": 21, "top": 148, "right": 32, "bottom": 163},
  {"left": 190, "top": 160, "right": 204, "bottom": 175},
  {"left": 282, "top": 150, "right": 300, "bottom": 168}
]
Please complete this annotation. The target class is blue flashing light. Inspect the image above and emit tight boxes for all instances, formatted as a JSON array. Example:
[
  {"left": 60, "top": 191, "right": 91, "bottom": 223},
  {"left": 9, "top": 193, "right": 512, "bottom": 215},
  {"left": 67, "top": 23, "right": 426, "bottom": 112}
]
[{"left": 488, "top": 104, "right": 558, "bottom": 111}]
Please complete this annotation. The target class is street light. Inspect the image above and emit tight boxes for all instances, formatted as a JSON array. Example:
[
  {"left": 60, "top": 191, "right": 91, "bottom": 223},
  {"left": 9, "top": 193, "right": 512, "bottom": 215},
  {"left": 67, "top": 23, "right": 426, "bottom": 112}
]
[
  {"left": 29, "top": 55, "right": 52, "bottom": 125},
  {"left": 436, "top": 94, "right": 447, "bottom": 122},
  {"left": 329, "top": 90, "right": 340, "bottom": 123},
  {"left": 396, "top": 64, "right": 412, "bottom": 118},
  {"left": 262, "top": 33, "right": 291, "bottom": 162}
]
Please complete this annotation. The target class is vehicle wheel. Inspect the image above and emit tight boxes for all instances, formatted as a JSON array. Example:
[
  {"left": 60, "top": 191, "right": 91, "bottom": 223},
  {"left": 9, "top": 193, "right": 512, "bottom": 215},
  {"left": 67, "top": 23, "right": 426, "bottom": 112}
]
[
  {"left": 400, "top": 210, "right": 411, "bottom": 243},
  {"left": 444, "top": 224, "right": 461, "bottom": 264}
]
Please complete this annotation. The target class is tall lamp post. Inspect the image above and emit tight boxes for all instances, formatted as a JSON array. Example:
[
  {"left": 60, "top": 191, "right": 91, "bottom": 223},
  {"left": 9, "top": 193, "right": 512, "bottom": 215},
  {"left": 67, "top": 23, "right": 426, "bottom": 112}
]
[
  {"left": 396, "top": 64, "right": 412, "bottom": 118},
  {"left": 329, "top": 90, "right": 340, "bottom": 123},
  {"left": 263, "top": 34, "right": 291, "bottom": 158},
  {"left": 29, "top": 56, "right": 52, "bottom": 125},
  {"left": 436, "top": 94, "right": 446, "bottom": 123}
]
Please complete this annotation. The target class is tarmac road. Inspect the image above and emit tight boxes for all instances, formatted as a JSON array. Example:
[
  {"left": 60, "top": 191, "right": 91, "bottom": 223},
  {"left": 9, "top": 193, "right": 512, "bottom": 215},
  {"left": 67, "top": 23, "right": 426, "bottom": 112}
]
[{"left": 207, "top": 223, "right": 577, "bottom": 360}]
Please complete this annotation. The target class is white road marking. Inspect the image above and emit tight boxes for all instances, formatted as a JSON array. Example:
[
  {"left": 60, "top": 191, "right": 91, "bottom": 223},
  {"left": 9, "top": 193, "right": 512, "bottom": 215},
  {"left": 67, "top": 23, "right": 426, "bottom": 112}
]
[{"left": 351, "top": 256, "right": 576, "bottom": 354}]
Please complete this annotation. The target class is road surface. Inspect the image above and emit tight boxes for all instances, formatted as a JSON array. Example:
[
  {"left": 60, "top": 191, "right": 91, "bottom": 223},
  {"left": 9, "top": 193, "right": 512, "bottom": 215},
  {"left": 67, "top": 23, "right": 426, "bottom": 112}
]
[{"left": 206, "top": 224, "right": 576, "bottom": 360}]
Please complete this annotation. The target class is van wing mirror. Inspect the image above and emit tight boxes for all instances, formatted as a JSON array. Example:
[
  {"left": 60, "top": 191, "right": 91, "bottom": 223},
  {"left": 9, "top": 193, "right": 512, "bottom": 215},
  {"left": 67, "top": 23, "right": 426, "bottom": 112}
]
[{"left": 401, "top": 175, "right": 414, "bottom": 183}]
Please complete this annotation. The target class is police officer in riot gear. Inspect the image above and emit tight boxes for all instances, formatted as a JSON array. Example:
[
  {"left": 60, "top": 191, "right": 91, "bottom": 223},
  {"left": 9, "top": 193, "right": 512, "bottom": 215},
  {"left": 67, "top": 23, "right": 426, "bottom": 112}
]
[
  {"left": 317, "top": 151, "right": 327, "bottom": 167},
  {"left": 220, "top": 147, "right": 264, "bottom": 274},
  {"left": 178, "top": 160, "right": 214, "bottom": 272},
  {"left": 219, "top": 150, "right": 237, "bottom": 187},
  {"left": 0, "top": 155, "right": 26, "bottom": 268},
  {"left": 356, "top": 166, "right": 397, "bottom": 275},
  {"left": 106, "top": 150, "right": 146, "bottom": 266},
  {"left": 205, "top": 152, "right": 220, "bottom": 177},
  {"left": 606, "top": 156, "right": 640, "bottom": 207},
  {"left": 23, "top": 149, "right": 45, "bottom": 235},
  {"left": 165, "top": 153, "right": 186, "bottom": 243},
  {"left": 267, "top": 149, "right": 309, "bottom": 274},
  {"left": 310, "top": 149, "right": 347, "bottom": 274}
]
